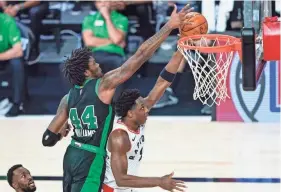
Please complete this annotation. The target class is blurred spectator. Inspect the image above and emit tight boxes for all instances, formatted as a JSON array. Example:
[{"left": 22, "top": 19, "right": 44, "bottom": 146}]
[
  {"left": 82, "top": 1, "right": 129, "bottom": 101},
  {"left": 117, "top": 1, "right": 154, "bottom": 41},
  {"left": 0, "top": 13, "right": 25, "bottom": 117},
  {"left": 7, "top": 164, "right": 36, "bottom": 192},
  {"left": 1, "top": 1, "right": 49, "bottom": 61},
  {"left": 226, "top": 1, "right": 243, "bottom": 31},
  {"left": 71, "top": 0, "right": 82, "bottom": 15}
]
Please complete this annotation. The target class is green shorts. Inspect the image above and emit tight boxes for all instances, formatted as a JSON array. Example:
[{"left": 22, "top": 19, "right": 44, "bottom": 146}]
[{"left": 63, "top": 140, "right": 106, "bottom": 192}]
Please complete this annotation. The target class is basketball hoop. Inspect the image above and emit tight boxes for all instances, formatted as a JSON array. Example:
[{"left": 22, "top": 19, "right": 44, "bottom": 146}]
[{"left": 177, "top": 34, "right": 241, "bottom": 106}]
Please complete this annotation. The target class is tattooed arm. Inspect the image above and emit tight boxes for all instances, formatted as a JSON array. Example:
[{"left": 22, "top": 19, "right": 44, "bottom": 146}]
[
  {"left": 144, "top": 51, "right": 184, "bottom": 110},
  {"left": 42, "top": 94, "right": 69, "bottom": 146},
  {"left": 47, "top": 94, "right": 68, "bottom": 134},
  {"left": 98, "top": 4, "right": 193, "bottom": 104}
]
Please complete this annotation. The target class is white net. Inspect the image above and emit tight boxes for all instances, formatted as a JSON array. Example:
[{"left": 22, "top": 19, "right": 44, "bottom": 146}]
[{"left": 178, "top": 36, "right": 237, "bottom": 106}]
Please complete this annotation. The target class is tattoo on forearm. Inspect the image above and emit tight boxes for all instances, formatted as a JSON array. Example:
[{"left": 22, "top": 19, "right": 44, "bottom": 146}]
[
  {"left": 102, "top": 23, "right": 173, "bottom": 89},
  {"left": 140, "top": 24, "right": 172, "bottom": 57},
  {"left": 57, "top": 95, "right": 68, "bottom": 114}
]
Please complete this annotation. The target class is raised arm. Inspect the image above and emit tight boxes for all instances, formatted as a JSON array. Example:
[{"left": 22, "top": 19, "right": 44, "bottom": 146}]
[
  {"left": 42, "top": 94, "right": 68, "bottom": 147},
  {"left": 98, "top": 4, "right": 193, "bottom": 104},
  {"left": 109, "top": 130, "right": 186, "bottom": 190},
  {"left": 144, "top": 51, "right": 184, "bottom": 110}
]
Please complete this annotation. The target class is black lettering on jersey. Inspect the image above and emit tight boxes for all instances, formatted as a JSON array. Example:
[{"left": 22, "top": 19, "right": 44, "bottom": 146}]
[
  {"left": 136, "top": 135, "right": 144, "bottom": 148},
  {"left": 129, "top": 135, "right": 145, "bottom": 161},
  {"left": 139, "top": 147, "right": 143, "bottom": 161}
]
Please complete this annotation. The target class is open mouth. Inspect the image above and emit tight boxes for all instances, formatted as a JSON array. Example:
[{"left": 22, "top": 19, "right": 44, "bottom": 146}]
[{"left": 28, "top": 181, "right": 35, "bottom": 187}]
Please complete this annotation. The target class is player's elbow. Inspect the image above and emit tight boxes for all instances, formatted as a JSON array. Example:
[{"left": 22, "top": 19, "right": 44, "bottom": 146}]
[
  {"left": 116, "top": 178, "right": 126, "bottom": 187},
  {"left": 42, "top": 129, "right": 61, "bottom": 147},
  {"left": 115, "top": 174, "right": 129, "bottom": 187}
]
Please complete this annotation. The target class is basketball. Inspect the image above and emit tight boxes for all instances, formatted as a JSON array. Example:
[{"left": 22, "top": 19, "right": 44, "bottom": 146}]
[{"left": 180, "top": 12, "right": 208, "bottom": 36}]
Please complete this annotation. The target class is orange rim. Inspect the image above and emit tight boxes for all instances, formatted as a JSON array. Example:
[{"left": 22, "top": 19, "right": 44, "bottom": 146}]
[{"left": 178, "top": 34, "right": 241, "bottom": 53}]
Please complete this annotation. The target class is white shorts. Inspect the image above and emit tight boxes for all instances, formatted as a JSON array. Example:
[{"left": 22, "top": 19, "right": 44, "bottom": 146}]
[{"left": 102, "top": 184, "right": 137, "bottom": 192}]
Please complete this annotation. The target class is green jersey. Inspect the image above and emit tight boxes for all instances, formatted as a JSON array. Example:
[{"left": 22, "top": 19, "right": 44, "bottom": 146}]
[
  {"left": 82, "top": 11, "right": 128, "bottom": 56},
  {"left": 67, "top": 79, "right": 114, "bottom": 148},
  {"left": 0, "top": 13, "right": 21, "bottom": 53}
]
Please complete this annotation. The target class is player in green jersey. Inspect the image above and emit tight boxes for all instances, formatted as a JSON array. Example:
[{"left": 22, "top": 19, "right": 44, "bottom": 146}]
[{"left": 42, "top": 4, "right": 193, "bottom": 192}]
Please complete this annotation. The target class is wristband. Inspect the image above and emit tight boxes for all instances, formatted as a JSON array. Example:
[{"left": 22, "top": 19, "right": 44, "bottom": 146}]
[{"left": 160, "top": 69, "right": 176, "bottom": 82}]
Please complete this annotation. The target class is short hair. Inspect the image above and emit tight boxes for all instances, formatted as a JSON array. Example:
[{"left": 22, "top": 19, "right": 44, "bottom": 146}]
[
  {"left": 62, "top": 47, "right": 92, "bottom": 86},
  {"left": 115, "top": 89, "right": 141, "bottom": 118},
  {"left": 7, "top": 164, "right": 23, "bottom": 187}
]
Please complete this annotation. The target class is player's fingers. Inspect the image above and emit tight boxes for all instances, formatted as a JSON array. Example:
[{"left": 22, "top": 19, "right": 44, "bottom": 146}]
[
  {"left": 168, "top": 171, "right": 175, "bottom": 178},
  {"left": 173, "top": 186, "right": 185, "bottom": 192},
  {"left": 184, "top": 7, "right": 194, "bottom": 14},
  {"left": 174, "top": 179, "right": 185, "bottom": 183},
  {"left": 182, "top": 21, "right": 193, "bottom": 26},
  {"left": 175, "top": 183, "right": 187, "bottom": 188},
  {"left": 172, "top": 4, "right": 177, "bottom": 14},
  {"left": 184, "top": 9, "right": 194, "bottom": 18},
  {"left": 180, "top": 4, "right": 190, "bottom": 12}
]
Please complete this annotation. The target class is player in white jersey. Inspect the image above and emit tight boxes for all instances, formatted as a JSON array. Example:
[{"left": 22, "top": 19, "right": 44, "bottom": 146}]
[{"left": 103, "top": 50, "right": 186, "bottom": 192}]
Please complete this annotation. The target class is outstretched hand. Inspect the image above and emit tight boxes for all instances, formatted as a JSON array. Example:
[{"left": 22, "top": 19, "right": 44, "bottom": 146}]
[
  {"left": 168, "top": 4, "right": 194, "bottom": 29},
  {"left": 159, "top": 172, "right": 187, "bottom": 191}
]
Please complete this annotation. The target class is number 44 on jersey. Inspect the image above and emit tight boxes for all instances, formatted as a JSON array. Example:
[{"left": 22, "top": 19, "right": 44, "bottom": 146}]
[{"left": 69, "top": 105, "right": 98, "bottom": 137}]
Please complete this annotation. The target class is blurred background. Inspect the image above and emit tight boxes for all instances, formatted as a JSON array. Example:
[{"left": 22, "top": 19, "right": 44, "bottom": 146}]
[{"left": 0, "top": 0, "right": 279, "bottom": 119}]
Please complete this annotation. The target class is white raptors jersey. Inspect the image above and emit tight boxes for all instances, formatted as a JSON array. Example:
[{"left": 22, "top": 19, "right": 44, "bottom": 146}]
[{"left": 103, "top": 119, "right": 145, "bottom": 191}]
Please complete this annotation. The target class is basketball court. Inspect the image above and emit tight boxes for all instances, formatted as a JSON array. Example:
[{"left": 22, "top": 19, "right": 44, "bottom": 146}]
[
  {"left": 0, "top": 0, "right": 280, "bottom": 192},
  {"left": 0, "top": 116, "right": 279, "bottom": 192}
]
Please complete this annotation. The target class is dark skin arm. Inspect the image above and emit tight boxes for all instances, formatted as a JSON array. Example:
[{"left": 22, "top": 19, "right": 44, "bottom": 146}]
[
  {"left": 109, "top": 130, "right": 186, "bottom": 190},
  {"left": 109, "top": 130, "right": 162, "bottom": 188},
  {"left": 47, "top": 94, "right": 69, "bottom": 134},
  {"left": 144, "top": 51, "right": 184, "bottom": 110},
  {"left": 98, "top": 4, "right": 193, "bottom": 104}
]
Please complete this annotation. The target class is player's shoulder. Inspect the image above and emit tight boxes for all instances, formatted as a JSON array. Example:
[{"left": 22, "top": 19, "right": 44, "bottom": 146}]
[
  {"left": 110, "top": 124, "right": 130, "bottom": 144},
  {"left": 113, "top": 119, "right": 127, "bottom": 129}
]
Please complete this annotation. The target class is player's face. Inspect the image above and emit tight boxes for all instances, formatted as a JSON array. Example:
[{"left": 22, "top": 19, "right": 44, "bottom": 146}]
[
  {"left": 131, "top": 97, "right": 148, "bottom": 125},
  {"left": 87, "top": 57, "right": 103, "bottom": 78},
  {"left": 12, "top": 167, "right": 36, "bottom": 192}
]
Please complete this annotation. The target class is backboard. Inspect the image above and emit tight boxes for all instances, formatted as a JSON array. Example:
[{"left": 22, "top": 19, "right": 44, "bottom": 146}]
[{"left": 242, "top": 0, "right": 280, "bottom": 91}]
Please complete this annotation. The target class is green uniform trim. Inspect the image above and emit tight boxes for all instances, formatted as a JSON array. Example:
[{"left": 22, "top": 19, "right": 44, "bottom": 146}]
[
  {"left": 70, "top": 139, "right": 106, "bottom": 156},
  {"left": 95, "top": 78, "right": 101, "bottom": 96},
  {"left": 74, "top": 78, "right": 92, "bottom": 89},
  {"left": 74, "top": 78, "right": 113, "bottom": 192}
]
